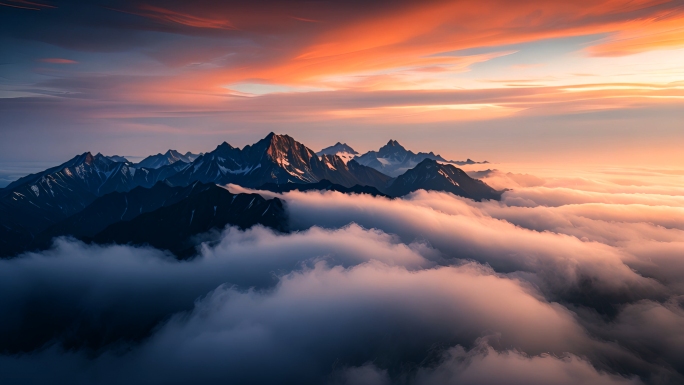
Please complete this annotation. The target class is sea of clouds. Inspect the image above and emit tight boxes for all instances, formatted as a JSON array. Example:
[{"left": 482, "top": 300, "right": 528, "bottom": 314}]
[{"left": 0, "top": 165, "right": 682, "bottom": 384}]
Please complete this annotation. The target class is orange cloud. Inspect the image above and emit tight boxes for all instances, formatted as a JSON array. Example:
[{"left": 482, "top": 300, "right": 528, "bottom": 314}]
[
  {"left": 89, "top": 0, "right": 684, "bottom": 91},
  {"left": 588, "top": 10, "right": 684, "bottom": 56},
  {"left": 15, "top": 1, "right": 684, "bottom": 132},
  {"left": 180, "top": 0, "right": 682, "bottom": 86}
]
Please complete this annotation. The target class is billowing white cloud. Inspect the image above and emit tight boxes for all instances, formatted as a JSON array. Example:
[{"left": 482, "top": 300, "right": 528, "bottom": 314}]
[
  {"left": 278, "top": 189, "right": 665, "bottom": 303},
  {"left": 2, "top": 165, "right": 684, "bottom": 383},
  {"left": 414, "top": 338, "right": 643, "bottom": 385}
]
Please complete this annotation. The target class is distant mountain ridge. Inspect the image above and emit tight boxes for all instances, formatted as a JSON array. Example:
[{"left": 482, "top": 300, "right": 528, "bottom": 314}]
[
  {"left": 34, "top": 181, "right": 214, "bottom": 245},
  {"left": 136, "top": 150, "right": 200, "bottom": 169},
  {"left": 354, "top": 139, "right": 487, "bottom": 177},
  {"left": 386, "top": 159, "right": 501, "bottom": 201},
  {"left": 0, "top": 153, "right": 189, "bottom": 257},
  {"left": 316, "top": 142, "right": 358, "bottom": 164},
  {"left": 0, "top": 132, "right": 500, "bottom": 258},
  {"left": 106, "top": 155, "right": 129, "bottom": 163},
  {"left": 92, "top": 184, "right": 286, "bottom": 258},
  {"left": 166, "top": 133, "right": 392, "bottom": 189}
]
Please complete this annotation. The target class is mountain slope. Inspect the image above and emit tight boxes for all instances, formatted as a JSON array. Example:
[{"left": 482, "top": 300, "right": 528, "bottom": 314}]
[
  {"left": 386, "top": 159, "right": 502, "bottom": 200},
  {"left": 106, "top": 155, "right": 129, "bottom": 163},
  {"left": 35, "top": 181, "right": 214, "bottom": 244},
  {"left": 0, "top": 133, "right": 388, "bottom": 258},
  {"left": 0, "top": 153, "right": 115, "bottom": 257},
  {"left": 166, "top": 133, "right": 391, "bottom": 190},
  {"left": 92, "top": 185, "right": 287, "bottom": 258},
  {"left": 0, "top": 153, "right": 190, "bottom": 257},
  {"left": 355, "top": 140, "right": 447, "bottom": 177},
  {"left": 356, "top": 140, "right": 487, "bottom": 177},
  {"left": 136, "top": 150, "right": 199, "bottom": 169},
  {"left": 316, "top": 142, "right": 358, "bottom": 164}
]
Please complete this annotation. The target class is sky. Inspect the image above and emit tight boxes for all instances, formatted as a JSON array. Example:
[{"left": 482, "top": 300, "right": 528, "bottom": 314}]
[
  {"left": 2, "top": 3, "right": 684, "bottom": 381},
  {"left": 1, "top": 0, "right": 683, "bottom": 168}
]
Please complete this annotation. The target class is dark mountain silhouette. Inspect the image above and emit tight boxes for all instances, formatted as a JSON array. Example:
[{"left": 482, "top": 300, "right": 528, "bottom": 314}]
[
  {"left": 136, "top": 150, "right": 200, "bottom": 169},
  {"left": 385, "top": 159, "right": 502, "bottom": 200},
  {"left": 34, "top": 181, "right": 214, "bottom": 247},
  {"left": 92, "top": 185, "right": 286, "bottom": 258},
  {"left": 0, "top": 153, "right": 188, "bottom": 257},
  {"left": 356, "top": 140, "right": 488, "bottom": 177},
  {"left": 0, "top": 133, "right": 499, "bottom": 258},
  {"left": 106, "top": 155, "right": 129, "bottom": 163}
]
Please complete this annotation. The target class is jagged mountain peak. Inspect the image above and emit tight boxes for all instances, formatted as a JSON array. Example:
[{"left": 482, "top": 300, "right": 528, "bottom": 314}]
[
  {"left": 164, "top": 149, "right": 188, "bottom": 161},
  {"left": 166, "top": 132, "right": 390, "bottom": 189},
  {"left": 257, "top": 133, "right": 313, "bottom": 157},
  {"left": 384, "top": 139, "right": 406, "bottom": 149},
  {"left": 106, "top": 155, "right": 129, "bottom": 163},
  {"left": 412, "top": 158, "right": 447, "bottom": 171},
  {"left": 137, "top": 149, "right": 198, "bottom": 169},
  {"left": 386, "top": 158, "right": 501, "bottom": 201},
  {"left": 215, "top": 141, "right": 235, "bottom": 151},
  {"left": 263, "top": 134, "right": 317, "bottom": 173},
  {"left": 265, "top": 132, "right": 298, "bottom": 147},
  {"left": 317, "top": 142, "right": 359, "bottom": 157},
  {"left": 83, "top": 152, "right": 118, "bottom": 168},
  {"left": 256, "top": 132, "right": 290, "bottom": 146},
  {"left": 378, "top": 139, "right": 409, "bottom": 155},
  {"left": 92, "top": 152, "right": 116, "bottom": 164},
  {"left": 355, "top": 140, "right": 458, "bottom": 177},
  {"left": 245, "top": 132, "right": 298, "bottom": 153}
]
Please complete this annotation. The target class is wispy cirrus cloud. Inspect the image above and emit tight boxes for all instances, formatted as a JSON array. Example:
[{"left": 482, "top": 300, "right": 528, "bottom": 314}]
[
  {"left": 38, "top": 58, "right": 77, "bottom": 64},
  {"left": 110, "top": 3, "right": 237, "bottom": 30},
  {"left": 0, "top": 0, "right": 54, "bottom": 10}
]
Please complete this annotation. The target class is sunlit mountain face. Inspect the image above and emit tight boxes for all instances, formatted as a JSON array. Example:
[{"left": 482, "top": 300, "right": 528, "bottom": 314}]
[{"left": 1, "top": 1, "right": 683, "bottom": 384}]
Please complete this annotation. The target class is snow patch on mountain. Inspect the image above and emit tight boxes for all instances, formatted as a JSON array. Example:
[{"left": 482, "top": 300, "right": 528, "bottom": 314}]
[
  {"left": 136, "top": 150, "right": 200, "bottom": 169},
  {"left": 356, "top": 140, "right": 487, "bottom": 177},
  {"left": 317, "top": 142, "right": 359, "bottom": 164}
]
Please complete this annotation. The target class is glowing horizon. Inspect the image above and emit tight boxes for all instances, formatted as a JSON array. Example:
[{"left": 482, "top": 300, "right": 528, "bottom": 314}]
[{"left": 1, "top": 0, "right": 683, "bottom": 168}]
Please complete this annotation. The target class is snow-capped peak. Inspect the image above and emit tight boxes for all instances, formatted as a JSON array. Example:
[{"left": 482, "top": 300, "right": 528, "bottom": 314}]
[
  {"left": 316, "top": 142, "right": 359, "bottom": 164},
  {"left": 136, "top": 149, "right": 199, "bottom": 169},
  {"left": 317, "top": 142, "right": 358, "bottom": 156}
]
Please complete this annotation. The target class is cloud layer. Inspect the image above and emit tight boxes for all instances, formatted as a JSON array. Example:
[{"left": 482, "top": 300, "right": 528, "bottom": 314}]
[{"left": 0, "top": 165, "right": 683, "bottom": 383}]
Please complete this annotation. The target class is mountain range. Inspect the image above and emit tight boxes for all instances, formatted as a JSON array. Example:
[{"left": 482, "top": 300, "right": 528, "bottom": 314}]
[
  {"left": 0, "top": 133, "right": 500, "bottom": 258},
  {"left": 136, "top": 150, "right": 200, "bottom": 169},
  {"left": 352, "top": 140, "right": 488, "bottom": 177}
]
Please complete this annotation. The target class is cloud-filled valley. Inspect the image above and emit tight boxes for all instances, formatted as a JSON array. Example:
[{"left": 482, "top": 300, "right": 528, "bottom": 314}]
[
  {"left": 0, "top": 163, "right": 682, "bottom": 384},
  {"left": 2, "top": 1, "right": 682, "bottom": 383}
]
